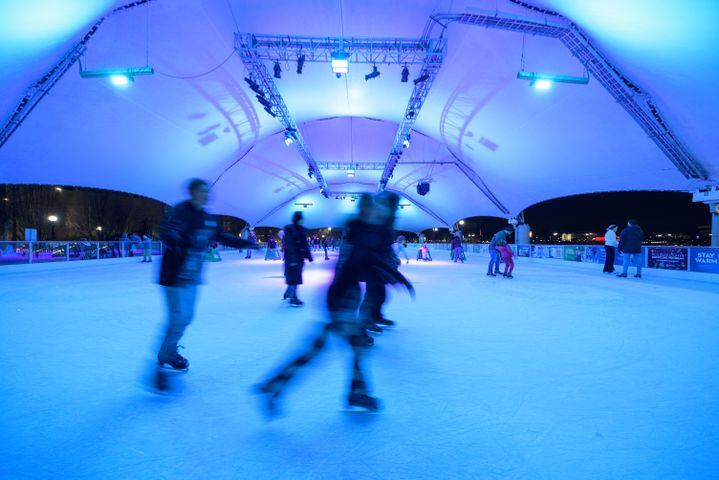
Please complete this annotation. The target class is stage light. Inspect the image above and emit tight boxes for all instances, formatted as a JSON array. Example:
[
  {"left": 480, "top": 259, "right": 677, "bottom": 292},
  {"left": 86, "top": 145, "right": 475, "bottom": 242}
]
[
  {"left": 80, "top": 66, "right": 154, "bottom": 84},
  {"left": 331, "top": 50, "right": 350, "bottom": 74},
  {"left": 364, "top": 65, "right": 380, "bottom": 81},
  {"left": 296, "top": 54, "right": 306, "bottom": 74},
  {"left": 256, "top": 95, "right": 272, "bottom": 108},
  {"left": 110, "top": 75, "right": 130, "bottom": 87},
  {"left": 534, "top": 79, "right": 552, "bottom": 90},
  {"left": 414, "top": 73, "right": 429, "bottom": 85},
  {"left": 308, "top": 168, "right": 314, "bottom": 179},
  {"left": 320, "top": 188, "right": 328, "bottom": 198},
  {"left": 263, "top": 106, "right": 276, "bottom": 117},
  {"left": 402, "top": 134, "right": 411, "bottom": 149},
  {"left": 284, "top": 129, "right": 298, "bottom": 146},
  {"left": 273, "top": 61, "right": 282, "bottom": 79},
  {"left": 517, "top": 70, "right": 589, "bottom": 88},
  {"left": 416, "top": 181, "right": 430, "bottom": 196},
  {"left": 401, "top": 66, "right": 409, "bottom": 83},
  {"left": 244, "top": 77, "right": 264, "bottom": 95}
]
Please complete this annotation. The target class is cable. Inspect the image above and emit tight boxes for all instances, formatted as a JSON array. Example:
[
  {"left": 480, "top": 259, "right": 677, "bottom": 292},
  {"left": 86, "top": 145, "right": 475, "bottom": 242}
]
[{"left": 156, "top": 50, "right": 235, "bottom": 79}]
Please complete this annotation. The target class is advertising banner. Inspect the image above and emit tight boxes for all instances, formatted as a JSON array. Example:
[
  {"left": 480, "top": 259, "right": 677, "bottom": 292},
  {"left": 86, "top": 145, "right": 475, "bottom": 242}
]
[
  {"left": 563, "top": 245, "right": 586, "bottom": 262},
  {"left": 689, "top": 247, "right": 719, "bottom": 273},
  {"left": 530, "top": 245, "right": 563, "bottom": 259},
  {"left": 646, "top": 247, "right": 688, "bottom": 271},
  {"left": 583, "top": 246, "right": 605, "bottom": 263},
  {"left": 517, "top": 245, "right": 530, "bottom": 257}
]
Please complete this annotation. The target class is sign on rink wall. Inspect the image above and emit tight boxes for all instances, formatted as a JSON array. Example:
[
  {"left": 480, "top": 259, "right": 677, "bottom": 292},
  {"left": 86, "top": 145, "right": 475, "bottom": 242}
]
[
  {"left": 646, "top": 247, "right": 689, "bottom": 271},
  {"left": 689, "top": 247, "right": 719, "bottom": 273}
]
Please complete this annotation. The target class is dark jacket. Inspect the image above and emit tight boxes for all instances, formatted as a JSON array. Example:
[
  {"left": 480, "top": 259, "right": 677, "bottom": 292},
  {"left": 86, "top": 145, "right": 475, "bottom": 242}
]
[
  {"left": 489, "top": 230, "right": 509, "bottom": 249},
  {"left": 159, "top": 200, "right": 254, "bottom": 286},
  {"left": 283, "top": 223, "right": 312, "bottom": 285},
  {"left": 618, "top": 225, "right": 644, "bottom": 254}
]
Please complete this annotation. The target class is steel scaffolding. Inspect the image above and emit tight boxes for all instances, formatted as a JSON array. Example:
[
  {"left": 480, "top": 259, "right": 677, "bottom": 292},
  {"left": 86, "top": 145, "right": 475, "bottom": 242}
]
[{"left": 235, "top": 33, "right": 329, "bottom": 195}]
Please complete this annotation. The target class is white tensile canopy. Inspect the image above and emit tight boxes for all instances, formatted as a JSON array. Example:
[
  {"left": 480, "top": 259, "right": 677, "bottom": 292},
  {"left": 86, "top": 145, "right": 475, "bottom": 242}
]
[{"left": 1, "top": 0, "right": 717, "bottom": 231}]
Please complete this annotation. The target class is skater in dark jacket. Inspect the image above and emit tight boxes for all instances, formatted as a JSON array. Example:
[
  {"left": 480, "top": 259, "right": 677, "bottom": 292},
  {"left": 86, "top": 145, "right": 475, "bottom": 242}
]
[
  {"left": 255, "top": 193, "right": 413, "bottom": 417},
  {"left": 154, "top": 179, "right": 256, "bottom": 382},
  {"left": 283, "top": 211, "right": 313, "bottom": 306},
  {"left": 617, "top": 219, "right": 644, "bottom": 278}
]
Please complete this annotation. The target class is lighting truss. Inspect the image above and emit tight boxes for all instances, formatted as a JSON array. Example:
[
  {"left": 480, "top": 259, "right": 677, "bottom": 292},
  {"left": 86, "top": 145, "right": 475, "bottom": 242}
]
[
  {"left": 317, "top": 162, "right": 386, "bottom": 171},
  {"left": 378, "top": 31, "right": 448, "bottom": 190},
  {"left": 237, "top": 34, "right": 443, "bottom": 66},
  {"left": 0, "top": 0, "right": 155, "bottom": 150},
  {"left": 235, "top": 33, "right": 329, "bottom": 195},
  {"left": 434, "top": 7, "right": 707, "bottom": 181}
]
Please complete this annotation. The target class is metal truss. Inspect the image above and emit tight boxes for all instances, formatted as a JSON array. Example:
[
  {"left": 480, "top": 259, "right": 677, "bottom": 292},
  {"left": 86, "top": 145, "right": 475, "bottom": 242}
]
[
  {"left": 445, "top": 7, "right": 707, "bottom": 181},
  {"left": 238, "top": 34, "right": 445, "bottom": 66},
  {"left": 378, "top": 26, "right": 449, "bottom": 190},
  {"left": 235, "top": 33, "right": 329, "bottom": 195},
  {"left": 0, "top": 0, "right": 155, "bottom": 150},
  {"left": 317, "top": 162, "right": 386, "bottom": 171}
]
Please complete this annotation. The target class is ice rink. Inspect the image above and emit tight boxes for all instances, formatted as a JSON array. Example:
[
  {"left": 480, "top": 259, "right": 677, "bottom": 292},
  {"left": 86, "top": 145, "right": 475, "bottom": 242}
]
[{"left": 1, "top": 250, "right": 718, "bottom": 479}]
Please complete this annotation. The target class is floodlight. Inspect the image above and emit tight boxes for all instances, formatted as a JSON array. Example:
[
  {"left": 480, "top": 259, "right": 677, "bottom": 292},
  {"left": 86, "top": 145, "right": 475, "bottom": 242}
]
[
  {"left": 244, "top": 77, "right": 264, "bottom": 95},
  {"left": 296, "top": 54, "right": 306, "bottom": 74},
  {"left": 401, "top": 66, "right": 409, "bottom": 83},
  {"left": 284, "top": 129, "right": 298, "bottom": 146},
  {"left": 273, "top": 61, "right": 282, "bottom": 79},
  {"left": 256, "top": 95, "right": 272, "bottom": 108},
  {"left": 364, "top": 65, "right": 380, "bottom": 81},
  {"left": 110, "top": 75, "right": 130, "bottom": 87},
  {"left": 80, "top": 66, "right": 154, "bottom": 84},
  {"left": 331, "top": 50, "right": 350, "bottom": 74},
  {"left": 402, "top": 134, "right": 411, "bottom": 149},
  {"left": 517, "top": 70, "right": 589, "bottom": 88},
  {"left": 263, "top": 106, "right": 276, "bottom": 117}
]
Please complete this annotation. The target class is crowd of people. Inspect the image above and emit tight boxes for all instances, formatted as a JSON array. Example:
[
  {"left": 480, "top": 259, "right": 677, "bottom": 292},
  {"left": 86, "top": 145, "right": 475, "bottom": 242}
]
[{"left": 146, "top": 177, "right": 647, "bottom": 409}]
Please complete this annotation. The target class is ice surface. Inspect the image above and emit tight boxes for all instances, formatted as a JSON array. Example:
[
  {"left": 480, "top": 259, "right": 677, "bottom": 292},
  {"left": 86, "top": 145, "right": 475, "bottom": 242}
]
[{"left": 1, "top": 250, "right": 718, "bottom": 479}]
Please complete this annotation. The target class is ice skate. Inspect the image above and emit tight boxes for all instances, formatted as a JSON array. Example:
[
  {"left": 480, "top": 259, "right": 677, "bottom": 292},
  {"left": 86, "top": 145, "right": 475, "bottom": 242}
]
[
  {"left": 346, "top": 393, "right": 381, "bottom": 413},
  {"left": 375, "top": 317, "right": 395, "bottom": 328},
  {"left": 252, "top": 383, "right": 282, "bottom": 420},
  {"left": 616, "top": 273, "right": 628, "bottom": 278},
  {"left": 634, "top": 274, "right": 642, "bottom": 278},
  {"left": 157, "top": 346, "right": 189, "bottom": 371},
  {"left": 365, "top": 323, "right": 383, "bottom": 335},
  {"left": 289, "top": 297, "right": 304, "bottom": 307}
]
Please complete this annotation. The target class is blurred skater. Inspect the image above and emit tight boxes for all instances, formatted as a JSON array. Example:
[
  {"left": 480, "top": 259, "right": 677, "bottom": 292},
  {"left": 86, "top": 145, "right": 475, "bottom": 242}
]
[
  {"left": 141, "top": 234, "right": 153, "bottom": 263},
  {"left": 282, "top": 211, "right": 313, "bottom": 306},
  {"left": 265, "top": 235, "right": 280, "bottom": 260},
  {"left": 392, "top": 235, "right": 410, "bottom": 265},
  {"left": 255, "top": 194, "right": 413, "bottom": 417},
  {"left": 322, "top": 236, "right": 330, "bottom": 260},
  {"left": 151, "top": 179, "right": 256, "bottom": 390},
  {"left": 603, "top": 224, "right": 618, "bottom": 273},
  {"left": 245, "top": 228, "right": 257, "bottom": 259},
  {"left": 451, "top": 234, "right": 465, "bottom": 263}
]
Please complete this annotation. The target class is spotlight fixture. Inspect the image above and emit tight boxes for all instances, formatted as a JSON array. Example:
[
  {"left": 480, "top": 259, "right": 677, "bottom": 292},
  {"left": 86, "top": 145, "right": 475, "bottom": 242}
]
[
  {"left": 364, "top": 64, "right": 380, "bottom": 81},
  {"left": 256, "top": 95, "right": 272, "bottom": 108},
  {"left": 402, "top": 134, "right": 411, "bottom": 149},
  {"left": 263, "top": 105, "right": 276, "bottom": 117},
  {"left": 401, "top": 65, "right": 409, "bottom": 83},
  {"left": 80, "top": 66, "right": 154, "bottom": 87},
  {"left": 244, "top": 77, "right": 264, "bottom": 95},
  {"left": 331, "top": 50, "right": 350, "bottom": 74},
  {"left": 284, "top": 128, "right": 298, "bottom": 146},
  {"left": 405, "top": 110, "right": 415, "bottom": 120},
  {"left": 294, "top": 202, "right": 313, "bottom": 208},
  {"left": 273, "top": 61, "right": 282, "bottom": 79},
  {"left": 413, "top": 73, "right": 429, "bottom": 85},
  {"left": 296, "top": 54, "right": 306, "bottom": 74},
  {"left": 517, "top": 70, "right": 589, "bottom": 89},
  {"left": 308, "top": 168, "right": 314, "bottom": 179},
  {"left": 320, "top": 188, "right": 329, "bottom": 198}
]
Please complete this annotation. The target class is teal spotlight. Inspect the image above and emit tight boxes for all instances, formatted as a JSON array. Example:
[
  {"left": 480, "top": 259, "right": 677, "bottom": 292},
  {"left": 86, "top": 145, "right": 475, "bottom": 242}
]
[{"left": 517, "top": 70, "right": 589, "bottom": 90}]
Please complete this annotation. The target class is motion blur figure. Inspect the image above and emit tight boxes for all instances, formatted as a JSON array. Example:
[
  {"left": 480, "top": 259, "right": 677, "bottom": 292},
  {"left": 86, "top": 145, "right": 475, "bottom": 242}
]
[
  {"left": 152, "top": 179, "right": 256, "bottom": 391},
  {"left": 255, "top": 193, "right": 413, "bottom": 417}
]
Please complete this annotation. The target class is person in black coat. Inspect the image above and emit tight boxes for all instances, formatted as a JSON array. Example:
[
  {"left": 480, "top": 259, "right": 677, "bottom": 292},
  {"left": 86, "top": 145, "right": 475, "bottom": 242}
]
[
  {"left": 617, "top": 219, "right": 645, "bottom": 278},
  {"left": 255, "top": 193, "right": 414, "bottom": 417},
  {"left": 154, "top": 179, "right": 257, "bottom": 381},
  {"left": 282, "top": 211, "right": 313, "bottom": 306}
]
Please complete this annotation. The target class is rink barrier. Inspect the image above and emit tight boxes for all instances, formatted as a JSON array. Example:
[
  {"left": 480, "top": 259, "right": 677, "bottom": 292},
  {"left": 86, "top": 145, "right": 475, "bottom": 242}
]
[{"left": 411, "top": 243, "right": 719, "bottom": 274}]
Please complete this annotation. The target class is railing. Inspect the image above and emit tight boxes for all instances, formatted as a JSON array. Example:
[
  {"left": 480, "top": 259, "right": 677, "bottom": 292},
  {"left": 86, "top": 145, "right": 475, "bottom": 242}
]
[
  {"left": 0, "top": 241, "right": 164, "bottom": 266},
  {"left": 413, "top": 242, "right": 719, "bottom": 274}
]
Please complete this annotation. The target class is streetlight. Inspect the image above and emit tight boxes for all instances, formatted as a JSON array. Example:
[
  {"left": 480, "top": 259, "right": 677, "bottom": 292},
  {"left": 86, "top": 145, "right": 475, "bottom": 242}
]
[
  {"left": 459, "top": 220, "right": 465, "bottom": 225},
  {"left": 48, "top": 215, "right": 58, "bottom": 240}
]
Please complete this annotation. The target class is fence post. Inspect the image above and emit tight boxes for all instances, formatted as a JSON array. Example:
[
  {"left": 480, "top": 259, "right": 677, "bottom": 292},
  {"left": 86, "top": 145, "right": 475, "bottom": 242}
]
[
  {"left": 96, "top": 242, "right": 100, "bottom": 260},
  {"left": 66, "top": 242, "right": 70, "bottom": 261},
  {"left": 28, "top": 242, "right": 33, "bottom": 264}
]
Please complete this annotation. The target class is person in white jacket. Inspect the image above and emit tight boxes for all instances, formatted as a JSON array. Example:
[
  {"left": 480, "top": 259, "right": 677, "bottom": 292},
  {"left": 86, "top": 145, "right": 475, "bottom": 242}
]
[{"left": 603, "top": 225, "right": 618, "bottom": 273}]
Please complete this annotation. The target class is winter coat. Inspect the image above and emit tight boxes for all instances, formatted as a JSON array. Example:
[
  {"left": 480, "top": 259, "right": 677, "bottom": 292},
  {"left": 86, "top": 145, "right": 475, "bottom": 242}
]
[
  {"left": 604, "top": 229, "right": 618, "bottom": 247},
  {"left": 450, "top": 236, "right": 461, "bottom": 250},
  {"left": 159, "top": 200, "right": 254, "bottom": 286},
  {"left": 283, "top": 223, "right": 312, "bottom": 285},
  {"left": 489, "top": 230, "right": 508, "bottom": 248},
  {"left": 618, "top": 225, "right": 644, "bottom": 254}
]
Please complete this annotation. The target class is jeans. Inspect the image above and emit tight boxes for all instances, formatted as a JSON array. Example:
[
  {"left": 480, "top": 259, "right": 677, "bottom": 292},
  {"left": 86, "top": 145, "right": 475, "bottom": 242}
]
[
  {"left": 622, "top": 252, "right": 643, "bottom": 275},
  {"left": 159, "top": 284, "right": 198, "bottom": 355},
  {"left": 488, "top": 248, "right": 500, "bottom": 273}
]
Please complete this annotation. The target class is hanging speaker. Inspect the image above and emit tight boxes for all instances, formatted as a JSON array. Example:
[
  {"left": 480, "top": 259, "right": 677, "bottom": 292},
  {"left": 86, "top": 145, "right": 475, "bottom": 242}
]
[{"left": 416, "top": 182, "right": 430, "bottom": 196}]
